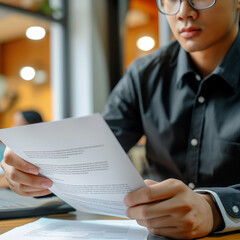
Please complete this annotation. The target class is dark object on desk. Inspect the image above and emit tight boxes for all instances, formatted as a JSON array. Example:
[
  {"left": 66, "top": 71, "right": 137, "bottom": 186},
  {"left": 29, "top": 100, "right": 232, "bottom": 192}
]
[{"left": 0, "top": 188, "right": 75, "bottom": 220}]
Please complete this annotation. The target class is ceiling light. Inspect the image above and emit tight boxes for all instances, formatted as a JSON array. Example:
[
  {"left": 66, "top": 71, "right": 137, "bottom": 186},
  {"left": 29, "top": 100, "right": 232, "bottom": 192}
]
[
  {"left": 137, "top": 36, "right": 155, "bottom": 51},
  {"left": 26, "top": 26, "right": 46, "bottom": 40},
  {"left": 20, "top": 67, "right": 36, "bottom": 81}
]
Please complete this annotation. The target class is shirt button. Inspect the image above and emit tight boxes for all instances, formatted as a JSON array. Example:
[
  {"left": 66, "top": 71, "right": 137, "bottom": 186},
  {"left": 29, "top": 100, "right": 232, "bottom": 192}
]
[
  {"left": 198, "top": 96, "right": 205, "bottom": 104},
  {"left": 195, "top": 74, "right": 201, "bottom": 81},
  {"left": 232, "top": 206, "right": 239, "bottom": 214},
  {"left": 188, "top": 182, "right": 195, "bottom": 189},
  {"left": 191, "top": 139, "right": 198, "bottom": 147}
]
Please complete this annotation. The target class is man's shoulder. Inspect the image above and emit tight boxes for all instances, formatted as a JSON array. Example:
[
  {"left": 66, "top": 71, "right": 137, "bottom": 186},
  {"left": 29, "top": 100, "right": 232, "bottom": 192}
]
[{"left": 129, "top": 40, "right": 181, "bottom": 73}]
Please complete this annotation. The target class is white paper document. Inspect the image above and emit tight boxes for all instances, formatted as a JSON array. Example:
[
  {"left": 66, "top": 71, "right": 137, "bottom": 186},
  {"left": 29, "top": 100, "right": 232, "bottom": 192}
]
[
  {"left": 0, "top": 114, "right": 145, "bottom": 218},
  {"left": 0, "top": 218, "right": 149, "bottom": 240}
]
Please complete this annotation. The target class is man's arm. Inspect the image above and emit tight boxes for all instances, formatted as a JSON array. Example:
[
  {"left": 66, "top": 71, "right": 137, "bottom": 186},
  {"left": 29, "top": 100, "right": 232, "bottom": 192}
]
[{"left": 102, "top": 65, "right": 144, "bottom": 152}]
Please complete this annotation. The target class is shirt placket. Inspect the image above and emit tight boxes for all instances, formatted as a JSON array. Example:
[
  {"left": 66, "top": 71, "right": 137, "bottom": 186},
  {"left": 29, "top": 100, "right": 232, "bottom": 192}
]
[{"left": 185, "top": 76, "right": 206, "bottom": 188}]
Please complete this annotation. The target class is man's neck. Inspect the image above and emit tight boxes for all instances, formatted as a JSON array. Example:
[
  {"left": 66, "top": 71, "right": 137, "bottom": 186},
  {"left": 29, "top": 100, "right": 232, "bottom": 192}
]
[
  {"left": 189, "top": 50, "right": 225, "bottom": 78},
  {"left": 189, "top": 29, "right": 238, "bottom": 78}
]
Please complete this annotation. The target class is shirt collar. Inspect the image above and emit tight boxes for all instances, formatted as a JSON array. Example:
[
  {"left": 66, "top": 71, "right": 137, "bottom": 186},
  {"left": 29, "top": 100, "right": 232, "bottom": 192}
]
[
  {"left": 212, "top": 31, "right": 240, "bottom": 90},
  {"left": 176, "top": 31, "right": 240, "bottom": 90},
  {"left": 176, "top": 47, "right": 196, "bottom": 89}
]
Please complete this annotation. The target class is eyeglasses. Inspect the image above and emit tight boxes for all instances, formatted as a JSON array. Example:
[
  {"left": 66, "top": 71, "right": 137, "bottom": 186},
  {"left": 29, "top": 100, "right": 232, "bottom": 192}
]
[{"left": 155, "top": 0, "right": 216, "bottom": 15}]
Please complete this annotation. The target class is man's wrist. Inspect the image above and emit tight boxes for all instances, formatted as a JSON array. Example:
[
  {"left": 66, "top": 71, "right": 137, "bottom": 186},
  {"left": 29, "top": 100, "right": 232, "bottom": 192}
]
[{"left": 200, "top": 193, "right": 224, "bottom": 232}]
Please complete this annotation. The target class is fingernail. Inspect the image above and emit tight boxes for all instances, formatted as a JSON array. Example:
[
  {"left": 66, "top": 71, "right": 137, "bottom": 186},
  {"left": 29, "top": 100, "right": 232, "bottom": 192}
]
[
  {"left": 41, "top": 181, "right": 52, "bottom": 188},
  {"left": 28, "top": 168, "right": 39, "bottom": 175}
]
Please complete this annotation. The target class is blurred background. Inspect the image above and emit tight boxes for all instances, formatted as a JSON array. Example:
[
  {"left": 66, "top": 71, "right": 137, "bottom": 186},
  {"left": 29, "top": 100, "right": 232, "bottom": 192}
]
[
  {"left": 0, "top": 0, "right": 172, "bottom": 126},
  {"left": 0, "top": 0, "right": 172, "bottom": 175}
]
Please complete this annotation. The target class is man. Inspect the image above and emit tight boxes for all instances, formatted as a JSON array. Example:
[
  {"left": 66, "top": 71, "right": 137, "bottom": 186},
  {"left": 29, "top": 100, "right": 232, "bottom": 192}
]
[{"left": 1, "top": 0, "right": 240, "bottom": 239}]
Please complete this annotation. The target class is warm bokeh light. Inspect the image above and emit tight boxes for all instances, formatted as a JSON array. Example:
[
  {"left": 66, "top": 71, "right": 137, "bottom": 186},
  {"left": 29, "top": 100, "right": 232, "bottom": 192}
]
[
  {"left": 137, "top": 36, "right": 155, "bottom": 51},
  {"left": 26, "top": 26, "right": 46, "bottom": 40},
  {"left": 20, "top": 66, "right": 36, "bottom": 81}
]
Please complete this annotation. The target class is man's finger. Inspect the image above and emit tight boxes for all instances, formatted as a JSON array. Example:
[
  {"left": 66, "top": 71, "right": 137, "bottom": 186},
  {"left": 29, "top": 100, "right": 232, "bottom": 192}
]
[
  {"left": 144, "top": 179, "right": 158, "bottom": 186},
  {"left": 137, "top": 215, "right": 174, "bottom": 228},
  {"left": 3, "top": 148, "right": 39, "bottom": 175},
  {"left": 124, "top": 178, "right": 185, "bottom": 207},
  {"left": 126, "top": 201, "right": 172, "bottom": 220},
  {"left": 5, "top": 169, "right": 52, "bottom": 189}
]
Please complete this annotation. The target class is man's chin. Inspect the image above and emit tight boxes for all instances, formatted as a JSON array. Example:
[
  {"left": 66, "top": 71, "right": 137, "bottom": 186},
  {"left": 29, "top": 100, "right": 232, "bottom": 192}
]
[{"left": 179, "top": 40, "right": 207, "bottom": 53}]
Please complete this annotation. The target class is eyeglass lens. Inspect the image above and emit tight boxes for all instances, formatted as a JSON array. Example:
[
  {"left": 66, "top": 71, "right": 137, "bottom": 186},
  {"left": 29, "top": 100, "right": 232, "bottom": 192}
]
[{"left": 156, "top": 0, "right": 216, "bottom": 15}]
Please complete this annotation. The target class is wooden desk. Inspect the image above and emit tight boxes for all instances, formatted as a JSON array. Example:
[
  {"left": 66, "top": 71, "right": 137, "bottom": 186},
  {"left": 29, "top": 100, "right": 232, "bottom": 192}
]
[{"left": 0, "top": 212, "right": 240, "bottom": 239}]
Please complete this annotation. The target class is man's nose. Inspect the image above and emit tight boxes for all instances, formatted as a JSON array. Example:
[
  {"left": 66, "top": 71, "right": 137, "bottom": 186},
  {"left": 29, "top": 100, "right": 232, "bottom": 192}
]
[{"left": 176, "top": 0, "right": 198, "bottom": 20}]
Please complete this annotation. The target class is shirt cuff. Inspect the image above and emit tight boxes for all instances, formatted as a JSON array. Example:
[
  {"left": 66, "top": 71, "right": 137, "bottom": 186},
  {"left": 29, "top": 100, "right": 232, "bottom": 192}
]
[{"left": 194, "top": 189, "right": 240, "bottom": 233}]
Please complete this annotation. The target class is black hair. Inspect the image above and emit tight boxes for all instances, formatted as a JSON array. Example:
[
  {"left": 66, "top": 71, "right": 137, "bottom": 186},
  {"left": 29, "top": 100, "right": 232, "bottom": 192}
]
[{"left": 21, "top": 110, "right": 43, "bottom": 124}]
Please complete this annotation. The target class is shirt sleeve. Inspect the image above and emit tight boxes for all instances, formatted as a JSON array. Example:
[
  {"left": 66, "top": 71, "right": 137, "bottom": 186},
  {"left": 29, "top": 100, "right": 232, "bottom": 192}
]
[
  {"left": 194, "top": 185, "right": 240, "bottom": 233},
  {"left": 102, "top": 66, "right": 143, "bottom": 152}
]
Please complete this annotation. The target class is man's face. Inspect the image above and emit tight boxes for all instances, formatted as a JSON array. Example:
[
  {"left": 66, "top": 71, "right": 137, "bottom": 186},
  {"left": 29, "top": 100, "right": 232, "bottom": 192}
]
[{"left": 166, "top": 0, "right": 240, "bottom": 53}]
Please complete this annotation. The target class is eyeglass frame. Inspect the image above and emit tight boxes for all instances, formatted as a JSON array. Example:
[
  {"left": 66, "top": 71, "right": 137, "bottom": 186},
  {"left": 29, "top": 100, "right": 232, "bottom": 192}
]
[{"left": 155, "top": 0, "right": 217, "bottom": 16}]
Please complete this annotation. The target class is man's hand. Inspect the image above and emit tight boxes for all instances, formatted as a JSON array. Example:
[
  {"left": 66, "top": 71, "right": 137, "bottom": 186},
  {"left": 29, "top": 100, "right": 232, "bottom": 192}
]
[
  {"left": 1, "top": 147, "right": 52, "bottom": 197},
  {"left": 0, "top": 174, "right": 9, "bottom": 188},
  {"left": 124, "top": 179, "right": 223, "bottom": 239}
]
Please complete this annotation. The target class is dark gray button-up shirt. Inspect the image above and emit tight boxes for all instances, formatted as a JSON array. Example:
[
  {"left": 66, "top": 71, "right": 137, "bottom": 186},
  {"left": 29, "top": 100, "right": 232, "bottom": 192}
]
[{"left": 102, "top": 32, "right": 240, "bottom": 224}]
